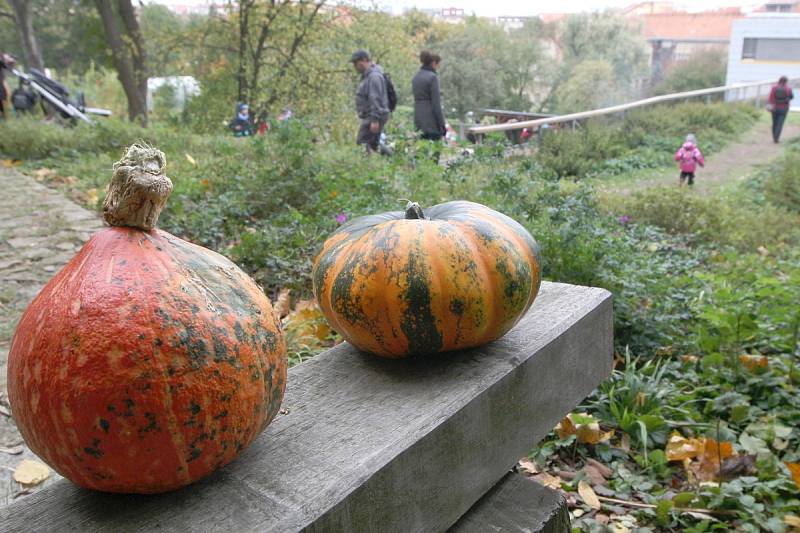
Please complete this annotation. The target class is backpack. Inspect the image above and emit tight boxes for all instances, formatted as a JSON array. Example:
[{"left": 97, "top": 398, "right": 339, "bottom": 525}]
[
  {"left": 12, "top": 88, "right": 32, "bottom": 111},
  {"left": 680, "top": 147, "right": 696, "bottom": 164},
  {"left": 775, "top": 85, "right": 789, "bottom": 104},
  {"left": 383, "top": 73, "right": 397, "bottom": 112}
]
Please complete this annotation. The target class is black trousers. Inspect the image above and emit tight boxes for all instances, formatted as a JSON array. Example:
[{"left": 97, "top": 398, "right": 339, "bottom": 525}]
[
  {"left": 772, "top": 109, "right": 788, "bottom": 142},
  {"left": 680, "top": 171, "right": 695, "bottom": 185}
]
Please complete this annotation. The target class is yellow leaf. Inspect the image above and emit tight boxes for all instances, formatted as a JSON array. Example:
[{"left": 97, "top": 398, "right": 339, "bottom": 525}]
[
  {"left": 185, "top": 153, "right": 197, "bottom": 166},
  {"left": 578, "top": 479, "right": 601, "bottom": 510},
  {"left": 86, "top": 188, "right": 99, "bottom": 206},
  {"left": 784, "top": 514, "right": 800, "bottom": 528},
  {"left": 284, "top": 299, "right": 332, "bottom": 342},
  {"left": 739, "top": 354, "right": 768, "bottom": 373},
  {"left": 556, "top": 415, "right": 576, "bottom": 440},
  {"left": 785, "top": 462, "right": 800, "bottom": 489},
  {"left": 532, "top": 472, "right": 562, "bottom": 490},
  {"left": 518, "top": 457, "right": 539, "bottom": 476},
  {"left": 680, "top": 354, "right": 699, "bottom": 363},
  {"left": 13, "top": 459, "right": 50, "bottom": 485},
  {"left": 2, "top": 159, "right": 22, "bottom": 168},
  {"left": 666, "top": 433, "right": 704, "bottom": 462}
]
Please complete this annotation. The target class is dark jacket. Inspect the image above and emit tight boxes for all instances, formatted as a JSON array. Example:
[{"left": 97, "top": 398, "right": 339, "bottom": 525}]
[
  {"left": 355, "top": 64, "right": 390, "bottom": 123},
  {"left": 411, "top": 65, "right": 445, "bottom": 136}
]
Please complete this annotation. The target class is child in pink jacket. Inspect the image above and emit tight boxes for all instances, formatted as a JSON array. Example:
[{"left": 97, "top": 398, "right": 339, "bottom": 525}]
[{"left": 674, "top": 134, "right": 705, "bottom": 186}]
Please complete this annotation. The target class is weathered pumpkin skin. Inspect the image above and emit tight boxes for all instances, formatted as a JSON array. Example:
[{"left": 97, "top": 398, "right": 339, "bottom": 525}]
[
  {"left": 7, "top": 227, "right": 286, "bottom": 494},
  {"left": 312, "top": 201, "right": 541, "bottom": 358}
]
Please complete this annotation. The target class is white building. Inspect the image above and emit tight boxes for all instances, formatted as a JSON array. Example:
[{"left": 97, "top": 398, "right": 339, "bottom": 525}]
[{"left": 725, "top": 13, "right": 800, "bottom": 109}]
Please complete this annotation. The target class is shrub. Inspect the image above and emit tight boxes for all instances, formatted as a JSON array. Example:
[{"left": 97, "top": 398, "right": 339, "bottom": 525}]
[{"left": 653, "top": 48, "right": 727, "bottom": 96}]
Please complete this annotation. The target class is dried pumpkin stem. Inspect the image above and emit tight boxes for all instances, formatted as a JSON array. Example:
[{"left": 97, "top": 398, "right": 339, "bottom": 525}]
[
  {"left": 404, "top": 201, "right": 425, "bottom": 220},
  {"left": 103, "top": 144, "right": 173, "bottom": 230}
]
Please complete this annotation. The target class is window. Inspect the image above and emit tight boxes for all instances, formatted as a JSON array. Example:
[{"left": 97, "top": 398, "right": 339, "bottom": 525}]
[{"left": 742, "top": 38, "right": 800, "bottom": 61}]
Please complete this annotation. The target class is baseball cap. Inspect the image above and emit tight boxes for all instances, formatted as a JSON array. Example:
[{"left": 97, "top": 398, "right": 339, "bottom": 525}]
[{"left": 350, "top": 50, "right": 370, "bottom": 63}]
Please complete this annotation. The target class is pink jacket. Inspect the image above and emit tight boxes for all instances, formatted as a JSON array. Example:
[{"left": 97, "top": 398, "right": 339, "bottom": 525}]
[{"left": 674, "top": 142, "right": 705, "bottom": 173}]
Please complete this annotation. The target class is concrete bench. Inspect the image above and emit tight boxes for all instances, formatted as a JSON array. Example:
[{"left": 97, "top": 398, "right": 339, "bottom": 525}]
[{"left": 1, "top": 281, "right": 612, "bottom": 532}]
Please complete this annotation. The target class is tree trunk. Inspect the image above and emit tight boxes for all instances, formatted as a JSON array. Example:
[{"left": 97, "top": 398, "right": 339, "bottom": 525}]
[
  {"left": 9, "top": 0, "right": 44, "bottom": 70},
  {"left": 94, "top": 0, "right": 148, "bottom": 126}
]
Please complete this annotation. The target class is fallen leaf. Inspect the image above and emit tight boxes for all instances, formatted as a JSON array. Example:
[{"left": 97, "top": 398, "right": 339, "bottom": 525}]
[
  {"left": 786, "top": 462, "right": 800, "bottom": 490},
  {"left": 720, "top": 454, "right": 756, "bottom": 479},
  {"left": 620, "top": 432, "right": 631, "bottom": 452},
  {"left": 690, "top": 438, "right": 735, "bottom": 483},
  {"left": 757, "top": 246, "right": 769, "bottom": 257},
  {"left": 586, "top": 458, "right": 613, "bottom": 478},
  {"left": 32, "top": 168, "right": 55, "bottom": 181},
  {"left": 578, "top": 479, "right": 601, "bottom": 510},
  {"left": 784, "top": 515, "right": 800, "bottom": 528},
  {"left": 680, "top": 354, "right": 699, "bottom": 363},
  {"left": 13, "top": 460, "right": 50, "bottom": 485},
  {"left": 283, "top": 299, "right": 332, "bottom": 342},
  {"left": 572, "top": 508, "right": 585, "bottom": 518},
  {"left": 185, "top": 153, "right": 197, "bottom": 166},
  {"left": 86, "top": 188, "right": 99, "bottom": 206},
  {"left": 532, "top": 472, "right": 562, "bottom": 490},
  {"left": 518, "top": 457, "right": 539, "bottom": 476},
  {"left": 595, "top": 513, "right": 610, "bottom": 525},
  {"left": 556, "top": 413, "right": 612, "bottom": 444},
  {"left": 666, "top": 433, "right": 704, "bottom": 462},
  {"left": 583, "top": 464, "right": 607, "bottom": 486},
  {"left": 273, "top": 288, "right": 292, "bottom": 319},
  {"left": 739, "top": 354, "right": 768, "bottom": 372},
  {"left": 556, "top": 415, "right": 576, "bottom": 440},
  {"left": 2, "top": 159, "right": 22, "bottom": 168}
]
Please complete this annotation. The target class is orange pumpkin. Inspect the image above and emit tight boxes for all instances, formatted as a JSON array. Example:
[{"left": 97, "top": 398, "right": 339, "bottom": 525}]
[
  {"left": 313, "top": 201, "right": 541, "bottom": 358},
  {"left": 7, "top": 145, "right": 286, "bottom": 493}
]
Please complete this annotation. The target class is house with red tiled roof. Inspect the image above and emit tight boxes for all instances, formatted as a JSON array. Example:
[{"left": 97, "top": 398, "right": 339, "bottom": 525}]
[{"left": 628, "top": 8, "right": 745, "bottom": 81}]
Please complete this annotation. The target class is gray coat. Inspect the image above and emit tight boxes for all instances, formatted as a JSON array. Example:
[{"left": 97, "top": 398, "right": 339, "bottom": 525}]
[
  {"left": 355, "top": 64, "right": 390, "bottom": 123},
  {"left": 411, "top": 66, "right": 445, "bottom": 135}
]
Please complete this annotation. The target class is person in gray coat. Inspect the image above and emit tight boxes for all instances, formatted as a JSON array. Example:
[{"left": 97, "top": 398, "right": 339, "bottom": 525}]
[
  {"left": 351, "top": 49, "right": 390, "bottom": 155},
  {"left": 412, "top": 51, "right": 446, "bottom": 141}
]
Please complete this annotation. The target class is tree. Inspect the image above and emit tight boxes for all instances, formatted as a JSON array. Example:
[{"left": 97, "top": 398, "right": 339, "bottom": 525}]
[
  {"left": 537, "top": 11, "right": 648, "bottom": 112},
  {"left": 8, "top": 0, "right": 44, "bottom": 69},
  {"left": 230, "top": 0, "right": 326, "bottom": 107},
  {"left": 653, "top": 48, "right": 727, "bottom": 96},
  {"left": 94, "top": 0, "right": 148, "bottom": 125},
  {"left": 557, "top": 59, "right": 615, "bottom": 112}
]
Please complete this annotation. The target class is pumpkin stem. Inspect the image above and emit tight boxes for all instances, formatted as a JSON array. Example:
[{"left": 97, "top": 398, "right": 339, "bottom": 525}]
[
  {"left": 404, "top": 201, "right": 425, "bottom": 220},
  {"left": 103, "top": 144, "right": 173, "bottom": 231}
]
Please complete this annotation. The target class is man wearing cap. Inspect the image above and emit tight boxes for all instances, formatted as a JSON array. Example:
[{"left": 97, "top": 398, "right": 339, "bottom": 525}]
[{"left": 351, "top": 49, "right": 390, "bottom": 155}]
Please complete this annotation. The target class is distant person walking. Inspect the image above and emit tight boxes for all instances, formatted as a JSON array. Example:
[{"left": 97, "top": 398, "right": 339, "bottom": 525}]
[
  {"left": 767, "top": 76, "right": 794, "bottom": 143},
  {"left": 674, "top": 134, "right": 705, "bottom": 187},
  {"left": 411, "top": 51, "right": 446, "bottom": 141},
  {"left": 351, "top": 49, "right": 391, "bottom": 155}
]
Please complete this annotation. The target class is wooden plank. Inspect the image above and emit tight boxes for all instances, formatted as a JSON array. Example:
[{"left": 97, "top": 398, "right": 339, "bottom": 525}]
[
  {"left": 0, "top": 282, "right": 612, "bottom": 532},
  {"left": 450, "top": 472, "right": 569, "bottom": 533},
  {"left": 468, "top": 77, "right": 800, "bottom": 134}
]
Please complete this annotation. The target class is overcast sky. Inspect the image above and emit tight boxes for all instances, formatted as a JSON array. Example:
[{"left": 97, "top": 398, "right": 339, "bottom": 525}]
[{"left": 149, "top": 0, "right": 764, "bottom": 17}]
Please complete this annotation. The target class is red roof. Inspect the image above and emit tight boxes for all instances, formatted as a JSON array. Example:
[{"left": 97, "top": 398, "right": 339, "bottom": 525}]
[{"left": 639, "top": 11, "right": 743, "bottom": 41}]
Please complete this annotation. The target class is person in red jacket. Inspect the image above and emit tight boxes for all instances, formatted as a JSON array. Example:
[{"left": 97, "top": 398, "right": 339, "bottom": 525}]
[
  {"left": 674, "top": 134, "right": 705, "bottom": 187},
  {"left": 767, "top": 76, "right": 794, "bottom": 143}
]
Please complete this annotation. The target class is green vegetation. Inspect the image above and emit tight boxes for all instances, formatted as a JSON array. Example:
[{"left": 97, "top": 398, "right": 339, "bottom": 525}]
[{"left": 2, "top": 95, "right": 799, "bottom": 529}]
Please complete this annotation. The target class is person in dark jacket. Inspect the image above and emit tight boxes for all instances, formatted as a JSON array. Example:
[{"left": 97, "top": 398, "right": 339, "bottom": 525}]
[
  {"left": 229, "top": 103, "right": 253, "bottom": 137},
  {"left": 411, "top": 51, "right": 446, "bottom": 141},
  {"left": 767, "top": 76, "right": 794, "bottom": 143},
  {"left": 351, "top": 49, "right": 390, "bottom": 155}
]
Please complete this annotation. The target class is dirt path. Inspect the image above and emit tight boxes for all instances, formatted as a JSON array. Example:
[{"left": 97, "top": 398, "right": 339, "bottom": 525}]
[
  {"left": 605, "top": 114, "right": 800, "bottom": 195},
  {"left": 0, "top": 167, "right": 102, "bottom": 505}
]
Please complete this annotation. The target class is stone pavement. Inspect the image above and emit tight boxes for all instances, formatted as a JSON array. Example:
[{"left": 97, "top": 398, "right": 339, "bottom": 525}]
[{"left": 0, "top": 167, "right": 102, "bottom": 505}]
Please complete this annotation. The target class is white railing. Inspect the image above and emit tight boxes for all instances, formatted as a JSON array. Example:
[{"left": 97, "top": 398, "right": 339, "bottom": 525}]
[{"left": 468, "top": 78, "right": 799, "bottom": 136}]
